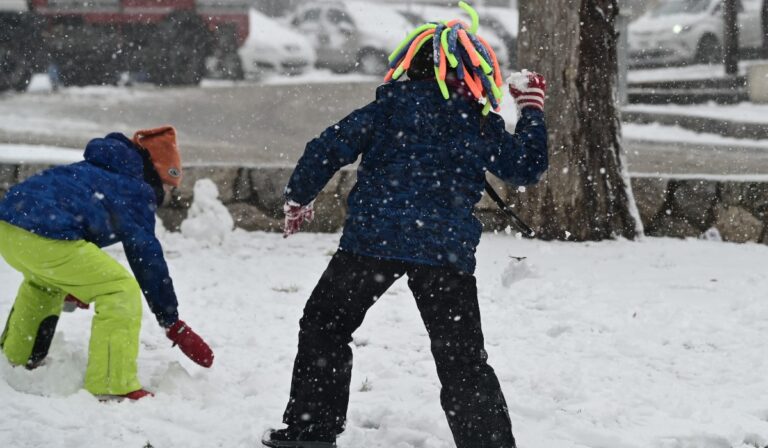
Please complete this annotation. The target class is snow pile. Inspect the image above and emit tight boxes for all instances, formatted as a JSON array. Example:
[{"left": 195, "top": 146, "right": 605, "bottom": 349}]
[
  {"left": 179, "top": 179, "right": 234, "bottom": 245},
  {"left": 0, "top": 144, "right": 83, "bottom": 165},
  {"left": 1, "top": 234, "right": 767, "bottom": 448},
  {"left": 500, "top": 257, "right": 538, "bottom": 287},
  {"left": 700, "top": 227, "right": 723, "bottom": 242}
]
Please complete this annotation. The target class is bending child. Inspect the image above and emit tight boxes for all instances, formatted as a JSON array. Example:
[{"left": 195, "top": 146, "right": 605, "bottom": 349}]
[{"left": 0, "top": 126, "right": 213, "bottom": 400}]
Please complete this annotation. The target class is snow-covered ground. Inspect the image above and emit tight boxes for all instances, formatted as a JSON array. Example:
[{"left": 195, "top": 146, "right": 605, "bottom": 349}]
[
  {"left": 0, "top": 144, "right": 82, "bottom": 164},
  {"left": 625, "top": 102, "right": 768, "bottom": 125},
  {"left": 1, "top": 188, "right": 767, "bottom": 448},
  {"left": 622, "top": 123, "right": 768, "bottom": 149},
  {"left": 628, "top": 60, "right": 767, "bottom": 83},
  {"left": 27, "top": 71, "right": 379, "bottom": 94}
]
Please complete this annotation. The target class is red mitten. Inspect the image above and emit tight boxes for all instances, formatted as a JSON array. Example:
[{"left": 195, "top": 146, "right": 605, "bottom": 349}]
[
  {"left": 63, "top": 294, "right": 90, "bottom": 312},
  {"left": 283, "top": 200, "right": 315, "bottom": 238},
  {"left": 166, "top": 320, "right": 214, "bottom": 368},
  {"left": 507, "top": 70, "right": 547, "bottom": 111}
]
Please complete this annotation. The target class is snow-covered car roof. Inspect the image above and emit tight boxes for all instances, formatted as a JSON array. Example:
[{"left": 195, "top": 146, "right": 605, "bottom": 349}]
[
  {"left": 244, "top": 7, "right": 311, "bottom": 48},
  {"left": 342, "top": 1, "right": 416, "bottom": 48}
]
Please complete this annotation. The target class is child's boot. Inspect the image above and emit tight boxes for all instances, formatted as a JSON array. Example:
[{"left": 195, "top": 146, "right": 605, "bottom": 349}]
[{"left": 261, "top": 425, "right": 337, "bottom": 448}]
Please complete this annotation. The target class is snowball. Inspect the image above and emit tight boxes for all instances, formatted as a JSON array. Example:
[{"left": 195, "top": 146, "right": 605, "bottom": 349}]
[
  {"left": 180, "top": 179, "right": 234, "bottom": 246},
  {"left": 506, "top": 69, "right": 532, "bottom": 91}
]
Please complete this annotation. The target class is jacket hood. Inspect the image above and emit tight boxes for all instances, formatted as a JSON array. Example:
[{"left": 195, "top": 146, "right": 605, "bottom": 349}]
[{"left": 84, "top": 132, "right": 144, "bottom": 179}]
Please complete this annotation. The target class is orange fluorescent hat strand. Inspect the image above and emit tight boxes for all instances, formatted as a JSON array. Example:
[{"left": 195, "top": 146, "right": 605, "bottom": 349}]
[
  {"left": 402, "top": 29, "right": 436, "bottom": 70},
  {"left": 461, "top": 65, "right": 484, "bottom": 99},
  {"left": 476, "top": 35, "right": 503, "bottom": 87},
  {"left": 457, "top": 30, "right": 481, "bottom": 67}
]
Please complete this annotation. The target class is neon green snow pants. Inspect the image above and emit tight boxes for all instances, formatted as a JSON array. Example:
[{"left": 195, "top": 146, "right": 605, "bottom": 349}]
[{"left": 0, "top": 221, "right": 143, "bottom": 395}]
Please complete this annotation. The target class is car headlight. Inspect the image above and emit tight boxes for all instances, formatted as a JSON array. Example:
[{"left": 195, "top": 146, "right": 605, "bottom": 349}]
[{"left": 672, "top": 24, "right": 692, "bottom": 34}]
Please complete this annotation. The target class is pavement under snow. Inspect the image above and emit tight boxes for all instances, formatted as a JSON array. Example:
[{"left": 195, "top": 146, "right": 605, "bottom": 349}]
[{"left": 1, "top": 183, "right": 767, "bottom": 448}]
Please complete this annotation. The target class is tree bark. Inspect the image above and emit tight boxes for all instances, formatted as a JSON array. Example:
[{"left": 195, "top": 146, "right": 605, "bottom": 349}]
[
  {"left": 512, "top": 0, "right": 640, "bottom": 241},
  {"left": 762, "top": 0, "right": 768, "bottom": 57},
  {"left": 723, "top": 0, "right": 739, "bottom": 75}
]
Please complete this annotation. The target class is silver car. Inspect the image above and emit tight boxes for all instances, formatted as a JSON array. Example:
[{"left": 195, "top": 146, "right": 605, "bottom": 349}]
[
  {"left": 288, "top": 1, "right": 414, "bottom": 75},
  {"left": 628, "top": 0, "right": 763, "bottom": 67}
]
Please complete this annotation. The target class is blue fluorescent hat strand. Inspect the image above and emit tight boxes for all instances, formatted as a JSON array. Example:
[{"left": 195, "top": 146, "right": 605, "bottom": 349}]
[{"left": 385, "top": 1, "right": 504, "bottom": 115}]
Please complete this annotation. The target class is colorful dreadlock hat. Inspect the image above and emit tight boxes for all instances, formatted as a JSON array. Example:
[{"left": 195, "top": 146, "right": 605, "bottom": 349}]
[
  {"left": 385, "top": 1, "right": 504, "bottom": 115},
  {"left": 132, "top": 126, "right": 182, "bottom": 187}
]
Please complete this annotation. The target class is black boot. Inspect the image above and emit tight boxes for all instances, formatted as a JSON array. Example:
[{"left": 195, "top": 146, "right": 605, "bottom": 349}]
[{"left": 261, "top": 425, "right": 337, "bottom": 448}]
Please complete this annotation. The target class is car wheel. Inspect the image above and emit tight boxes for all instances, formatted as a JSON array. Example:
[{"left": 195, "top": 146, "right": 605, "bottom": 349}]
[
  {"left": 695, "top": 34, "right": 722, "bottom": 65},
  {"left": 357, "top": 48, "right": 388, "bottom": 76},
  {"left": 58, "top": 58, "right": 119, "bottom": 87},
  {"left": 330, "top": 63, "right": 356, "bottom": 74},
  {"left": 214, "top": 52, "right": 244, "bottom": 81},
  {"left": 0, "top": 44, "right": 32, "bottom": 92}
]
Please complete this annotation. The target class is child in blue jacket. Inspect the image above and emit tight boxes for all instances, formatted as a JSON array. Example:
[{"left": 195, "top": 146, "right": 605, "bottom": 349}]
[
  {"left": 0, "top": 126, "right": 213, "bottom": 400},
  {"left": 264, "top": 11, "right": 548, "bottom": 448}
]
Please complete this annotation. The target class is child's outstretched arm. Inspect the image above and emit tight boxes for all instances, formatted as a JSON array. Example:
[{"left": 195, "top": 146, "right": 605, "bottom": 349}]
[
  {"left": 284, "top": 101, "right": 379, "bottom": 206},
  {"left": 117, "top": 202, "right": 214, "bottom": 367},
  {"left": 121, "top": 220, "right": 179, "bottom": 327},
  {"left": 282, "top": 100, "right": 380, "bottom": 237},
  {"left": 484, "top": 71, "right": 549, "bottom": 186}
]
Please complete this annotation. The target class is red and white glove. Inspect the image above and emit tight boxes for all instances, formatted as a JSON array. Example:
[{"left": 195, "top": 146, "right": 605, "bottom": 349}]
[
  {"left": 63, "top": 294, "right": 90, "bottom": 312},
  {"left": 283, "top": 200, "right": 315, "bottom": 238},
  {"left": 507, "top": 70, "right": 547, "bottom": 111},
  {"left": 166, "top": 320, "right": 214, "bottom": 368}
]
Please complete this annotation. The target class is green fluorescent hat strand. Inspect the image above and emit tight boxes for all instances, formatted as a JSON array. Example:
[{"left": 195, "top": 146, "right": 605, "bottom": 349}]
[{"left": 384, "top": 1, "right": 504, "bottom": 116}]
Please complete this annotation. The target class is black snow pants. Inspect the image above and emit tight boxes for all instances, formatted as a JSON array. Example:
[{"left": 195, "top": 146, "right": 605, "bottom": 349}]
[{"left": 282, "top": 249, "right": 516, "bottom": 448}]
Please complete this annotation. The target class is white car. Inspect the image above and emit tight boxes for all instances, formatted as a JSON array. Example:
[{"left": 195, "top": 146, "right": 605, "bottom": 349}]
[
  {"left": 628, "top": 0, "right": 763, "bottom": 67},
  {"left": 237, "top": 8, "right": 316, "bottom": 79},
  {"left": 288, "top": 1, "right": 414, "bottom": 75}
]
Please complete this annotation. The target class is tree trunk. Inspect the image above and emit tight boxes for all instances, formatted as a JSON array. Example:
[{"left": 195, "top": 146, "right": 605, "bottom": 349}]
[
  {"left": 762, "top": 0, "right": 768, "bottom": 57},
  {"left": 723, "top": 0, "right": 739, "bottom": 75},
  {"left": 511, "top": 0, "right": 640, "bottom": 241}
]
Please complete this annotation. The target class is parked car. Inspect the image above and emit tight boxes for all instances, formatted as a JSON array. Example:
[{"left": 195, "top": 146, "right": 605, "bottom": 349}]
[
  {"left": 288, "top": 1, "right": 414, "bottom": 75},
  {"left": 396, "top": 4, "right": 516, "bottom": 69},
  {"left": 628, "top": 0, "right": 763, "bottom": 67},
  {"left": 235, "top": 8, "right": 316, "bottom": 79}
]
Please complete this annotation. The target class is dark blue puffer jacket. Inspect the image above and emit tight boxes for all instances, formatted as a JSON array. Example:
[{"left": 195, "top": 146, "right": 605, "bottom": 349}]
[
  {"left": 286, "top": 80, "right": 548, "bottom": 273},
  {"left": 0, "top": 133, "right": 178, "bottom": 327}
]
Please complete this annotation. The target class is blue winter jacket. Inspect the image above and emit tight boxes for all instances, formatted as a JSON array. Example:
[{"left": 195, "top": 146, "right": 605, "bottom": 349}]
[
  {"left": 286, "top": 80, "right": 548, "bottom": 273},
  {"left": 0, "top": 133, "right": 178, "bottom": 327}
]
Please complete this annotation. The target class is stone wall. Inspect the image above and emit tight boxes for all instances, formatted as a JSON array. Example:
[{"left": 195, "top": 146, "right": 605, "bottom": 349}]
[
  {"left": 632, "top": 175, "right": 768, "bottom": 243},
  {"left": 1, "top": 162, "right": 767, "bottom": 243}
]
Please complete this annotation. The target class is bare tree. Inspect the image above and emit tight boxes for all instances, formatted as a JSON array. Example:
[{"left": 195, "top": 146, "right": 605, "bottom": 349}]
[
  {"left": 723, "top": 0, "right": 739, "bottom": 75},
  {"left": 762, "top": 0, "right": 768, "bottom": 57},
  {"left": 511, "top": 0, "right": 641, "bottom": 241}
]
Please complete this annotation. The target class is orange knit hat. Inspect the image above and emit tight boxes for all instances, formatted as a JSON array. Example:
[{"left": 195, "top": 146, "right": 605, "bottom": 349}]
[{"left": 132, "top": 126, "right": 182, "bottom": 187}]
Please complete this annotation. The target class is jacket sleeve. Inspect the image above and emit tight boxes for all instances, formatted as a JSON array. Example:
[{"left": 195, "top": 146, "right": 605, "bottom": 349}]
[
  {"left": 115, "top": 198, "right": 179, "bottom": 328},
  {"left": 484, "top": 107, "right": 548, "bottom": 186},
  {"left": 284, "top": 100, "right": 380, "bottom": 205}
]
